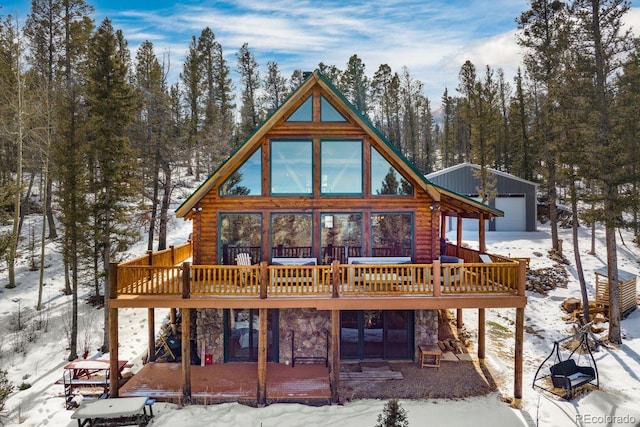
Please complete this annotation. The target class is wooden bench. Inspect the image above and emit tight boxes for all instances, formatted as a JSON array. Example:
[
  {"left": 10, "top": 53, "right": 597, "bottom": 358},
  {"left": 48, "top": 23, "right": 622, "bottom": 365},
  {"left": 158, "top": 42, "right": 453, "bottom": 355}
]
[{"left": 418, "top": 344, "right": 442, "bottom": 368}]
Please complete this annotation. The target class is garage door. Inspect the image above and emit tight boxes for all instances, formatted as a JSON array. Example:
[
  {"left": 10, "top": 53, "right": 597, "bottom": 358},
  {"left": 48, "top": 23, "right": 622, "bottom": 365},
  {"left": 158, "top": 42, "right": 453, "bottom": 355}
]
[{"left": 495, "top": 196, "right": 526, "bottom": 231}]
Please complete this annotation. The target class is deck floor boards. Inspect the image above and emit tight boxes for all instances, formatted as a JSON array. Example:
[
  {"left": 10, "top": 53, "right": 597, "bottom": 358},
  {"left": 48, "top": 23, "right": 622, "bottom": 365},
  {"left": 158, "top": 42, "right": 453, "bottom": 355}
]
[{"left": 118, "top": 362, "right": 331, "bottom": 404}]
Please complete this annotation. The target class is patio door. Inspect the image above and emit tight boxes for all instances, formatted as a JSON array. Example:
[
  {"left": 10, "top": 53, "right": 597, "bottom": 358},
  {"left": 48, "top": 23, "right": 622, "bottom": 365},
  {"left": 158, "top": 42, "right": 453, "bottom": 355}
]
[
  {"left": 225, "top": 309, "right": 278, "bottom": 362},
  {"left": 340, "top": 310, "right": 413, "bottom": 360}
]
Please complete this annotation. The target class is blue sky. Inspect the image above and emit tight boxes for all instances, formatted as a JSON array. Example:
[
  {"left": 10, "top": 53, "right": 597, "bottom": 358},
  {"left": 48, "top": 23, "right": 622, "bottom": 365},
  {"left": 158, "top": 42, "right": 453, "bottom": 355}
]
[{"left": 2, "top": 0, "right": 640, "bottom": 105}]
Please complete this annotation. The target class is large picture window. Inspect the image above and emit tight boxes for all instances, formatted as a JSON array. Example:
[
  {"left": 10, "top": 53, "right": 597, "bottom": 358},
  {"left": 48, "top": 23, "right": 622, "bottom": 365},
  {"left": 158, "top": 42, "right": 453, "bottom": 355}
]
[
  {"left": 271, "top": 213, "right": 313, "bottom": 259},
  {"left": 219, "top": 213, "right": 262, "bottom": 264},
  {"left": 271, "top": 140, "right": 312, "bottom": 195},
  {"left": 370, "top": 213, "right": 412, "bottom": 257},
  {"left": 320, "top": 213, "right": 362, "bottom": 264},
  {"left": 321, "top": 140, "right": 362, "bottom": 195}
]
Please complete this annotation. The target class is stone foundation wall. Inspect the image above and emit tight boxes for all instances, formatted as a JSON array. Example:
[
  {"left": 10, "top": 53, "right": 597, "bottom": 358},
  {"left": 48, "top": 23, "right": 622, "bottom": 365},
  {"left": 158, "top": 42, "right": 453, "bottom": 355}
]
[
  {"left": 279, "top": 309, "right": 330, "bottom": 364},
  {"left": 195, "top": 308, "right": 224, "bottom": 363},
  {"left": 414, "top": 309, "right": 438, "bottom": 358},
  {"left": 194, "top": 308, "right": 438, "bottom": 364}
]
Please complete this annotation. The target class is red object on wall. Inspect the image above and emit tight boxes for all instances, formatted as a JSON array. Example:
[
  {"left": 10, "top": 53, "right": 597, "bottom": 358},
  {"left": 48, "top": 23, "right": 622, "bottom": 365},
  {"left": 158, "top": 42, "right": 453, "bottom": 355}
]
[{"left": 205, "top": 354, "right": 213, "bottom": 365}]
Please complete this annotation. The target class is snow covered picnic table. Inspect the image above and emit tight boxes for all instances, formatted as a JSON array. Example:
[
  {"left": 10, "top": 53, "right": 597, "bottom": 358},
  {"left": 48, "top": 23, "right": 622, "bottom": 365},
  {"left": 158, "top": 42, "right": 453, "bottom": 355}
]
[
  {"left": 70, "top": 396, "right": 154, "bottom": 426},
  {"left": 71, "top": 397, "right": 155, "bottom": 427}
]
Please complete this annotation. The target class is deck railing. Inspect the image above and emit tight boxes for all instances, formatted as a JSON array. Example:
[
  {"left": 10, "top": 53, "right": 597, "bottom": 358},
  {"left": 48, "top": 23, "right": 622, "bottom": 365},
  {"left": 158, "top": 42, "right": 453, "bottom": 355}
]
[{"left": 115, "top": 258, "right": 525, "bottom": 298}]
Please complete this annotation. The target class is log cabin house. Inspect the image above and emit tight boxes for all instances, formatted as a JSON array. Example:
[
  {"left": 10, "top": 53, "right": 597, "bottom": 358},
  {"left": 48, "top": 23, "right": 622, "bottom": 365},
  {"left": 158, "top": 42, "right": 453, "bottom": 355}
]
[{"left": 108, "top": 70, "right": 527, "bottom": 406}]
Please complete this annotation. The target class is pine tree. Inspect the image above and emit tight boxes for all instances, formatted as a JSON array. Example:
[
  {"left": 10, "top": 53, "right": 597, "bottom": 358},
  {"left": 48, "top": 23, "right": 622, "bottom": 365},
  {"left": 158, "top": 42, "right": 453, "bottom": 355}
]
[
  {"left": 134, "top": 40, "right": 170, "bottom": 251},
  {"left": 517, "top": 0, "right": 568, "bottom": 253},
  {"left": 262, "top": 60, "right": 288, "bottom": 115},
  {"left": 236, "top": 42, "right": 261, "bottom": 142},
  {"left": 375, "top": 399, "right": 409, "bottom": 427},
  {"left": 508, "top": 68, "right": 535, "bottom": 181},
  {"left": 198, "top": 27, "right": 234, "bottom": 167},
  {"left": 342, "top": 54, "right": 369, "bottom": 116},
  {"left": 84, "top": 18, "right": 139, "bottom": 352},
  {"left": 180, "top": 35, "right": 202, "bottom": 178}
]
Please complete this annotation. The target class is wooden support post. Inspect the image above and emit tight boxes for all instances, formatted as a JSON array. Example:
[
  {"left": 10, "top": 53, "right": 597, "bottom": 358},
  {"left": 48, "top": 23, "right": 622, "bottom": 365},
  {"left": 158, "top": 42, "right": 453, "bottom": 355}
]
[
  {"left": 331, "top": 260, "right": 340, "bottom": 298},
  {"left": 479, "top": 213, "right": 486, "bottom": 254},
  {"left": 456, "top": 216, "right": 463, "bottom": 258},
  {"left": 260, "top": 261, "right": 268, "bottom": 299},
  {"left": 513, "top": 307, "right": 525, "bottom": 408},
  {"left": 329, "top": 310, "right": 340, "bottom": 404},
  {"left": 108, "top": 263, "right": 119, "bottom": 398},
  {"left": 478, "top": 308, "right": 485, "bottom": 360},
  {"left": 182, "top": 262, "right": 191, "bottom": 299},
  {"left": 439, "top": 213, "right": 446, "bottom": 249},
  {"left": 456, "top": 309, "right": 464, "bottom": 328},
  {"left": 181, "top": 308, "right": 192, "bottom": 405},
  {"left": 432, "top": 260, "right": 441, "bottom": 297},
  {"left": 257, "top": 308, "right": 268, "bottom": 406},
  {"left": 148, "top": 308, "right": 156, "bottom": 363}
]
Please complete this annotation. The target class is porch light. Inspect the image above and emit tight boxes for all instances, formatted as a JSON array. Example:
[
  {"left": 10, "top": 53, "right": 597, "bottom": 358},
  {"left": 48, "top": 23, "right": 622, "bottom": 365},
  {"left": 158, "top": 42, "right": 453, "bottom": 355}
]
[
  {"left": 192, "top": 206, "right": 203, "bottom": 213},
  {"left": 429, "top": 203, "right": 440, "bottom": 211}
]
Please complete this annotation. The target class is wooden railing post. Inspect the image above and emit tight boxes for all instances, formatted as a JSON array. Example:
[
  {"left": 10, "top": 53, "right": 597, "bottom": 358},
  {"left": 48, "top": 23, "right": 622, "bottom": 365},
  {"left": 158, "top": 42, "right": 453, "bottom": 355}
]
[
  {"left": 109, "top": 262, "right": 118, "bottom": 299},
  {"left": 432, "top": 260, "right": 441, "bottom": 297},
  {"left": 517, "top": 259, "right": 527, "bottom": 295},
  {"left": 147, "top": 250, "right": 153, "bottom": 266},
  {"left": 331, "top": 261, "right": 340, "bottom": 298},
  {"left": 170, "top": 245, "right": 175, "bottom": 265},
  {"left": 182, "top": 262, "right": 191, "bottom": 299},
  {"left": 260, "top": 261, "right": 268, "bottom": 299}
]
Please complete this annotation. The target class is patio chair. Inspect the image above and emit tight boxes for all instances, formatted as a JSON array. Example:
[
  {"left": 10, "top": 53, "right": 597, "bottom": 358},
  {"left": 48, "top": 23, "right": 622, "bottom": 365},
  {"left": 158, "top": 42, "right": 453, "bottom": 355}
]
[{"left": 236, "top": 253, "right": 257, "bottom": 287}]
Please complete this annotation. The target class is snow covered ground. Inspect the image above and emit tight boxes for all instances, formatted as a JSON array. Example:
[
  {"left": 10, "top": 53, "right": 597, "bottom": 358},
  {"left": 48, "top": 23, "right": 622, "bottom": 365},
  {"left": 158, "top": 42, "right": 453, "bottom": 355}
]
[{"left": 1, "top": 212, "right": 639, "bottom": 426}]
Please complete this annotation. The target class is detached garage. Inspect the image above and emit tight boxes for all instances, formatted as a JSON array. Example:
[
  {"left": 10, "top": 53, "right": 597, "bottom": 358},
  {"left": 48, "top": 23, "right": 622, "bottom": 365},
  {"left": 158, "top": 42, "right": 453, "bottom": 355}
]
[{"left": 426, "top": 163, "right": 538, "bottom": 232}]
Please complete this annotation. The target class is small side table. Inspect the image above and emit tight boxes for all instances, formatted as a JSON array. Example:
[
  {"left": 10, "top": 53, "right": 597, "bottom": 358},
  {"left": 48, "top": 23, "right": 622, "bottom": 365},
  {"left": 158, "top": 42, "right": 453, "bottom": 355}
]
[{"left": 418, "top": 344, "right": 441, "bottom": 368}]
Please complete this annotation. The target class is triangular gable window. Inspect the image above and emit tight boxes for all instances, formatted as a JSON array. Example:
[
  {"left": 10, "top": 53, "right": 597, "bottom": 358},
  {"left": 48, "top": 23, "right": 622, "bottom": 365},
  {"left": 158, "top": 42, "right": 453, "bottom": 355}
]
[
  {"left": 219, "top": 148, "right": 262, "bottom": 196},
  {"left": 371, "top": 147, "right": 413, "bottom": 196},
  {"left": 320, "top": 96, "right": 347, "bottom": 122},
  {"left": 286, "top": 96, "right": 313, "bottom": 122}
]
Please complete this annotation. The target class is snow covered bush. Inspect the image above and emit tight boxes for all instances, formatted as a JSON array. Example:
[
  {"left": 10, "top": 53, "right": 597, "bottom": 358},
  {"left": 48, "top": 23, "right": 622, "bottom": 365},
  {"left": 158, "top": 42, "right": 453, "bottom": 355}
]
[{"left": 0, "top": 369, "right": 12, "bottom": 411}]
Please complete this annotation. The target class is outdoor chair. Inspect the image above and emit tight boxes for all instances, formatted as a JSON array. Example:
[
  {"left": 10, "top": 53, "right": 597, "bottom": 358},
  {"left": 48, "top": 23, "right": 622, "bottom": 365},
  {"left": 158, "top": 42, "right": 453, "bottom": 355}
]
[{"left": 236, "top": 253, "right": 257, "bottom": 287}]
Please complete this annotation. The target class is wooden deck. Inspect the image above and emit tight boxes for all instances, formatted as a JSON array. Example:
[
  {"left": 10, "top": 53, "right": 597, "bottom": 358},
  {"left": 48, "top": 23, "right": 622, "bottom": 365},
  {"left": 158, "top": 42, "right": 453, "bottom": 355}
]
[
  {"left": 118, "top": 363, "right": 331, "bottom": 405},
  {"left": 111, "top": 241, "right": 528, "bottom": 309}
]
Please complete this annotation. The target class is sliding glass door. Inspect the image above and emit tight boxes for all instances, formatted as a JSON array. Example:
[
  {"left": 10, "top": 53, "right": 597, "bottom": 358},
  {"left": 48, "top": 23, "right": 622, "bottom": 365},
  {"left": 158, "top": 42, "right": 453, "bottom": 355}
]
[
  {"left": 340, "top": 310, "right": 413, "bottom": 360},
  {"left": 225, "top": 309, "right": 278, "bottom": 362}
]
